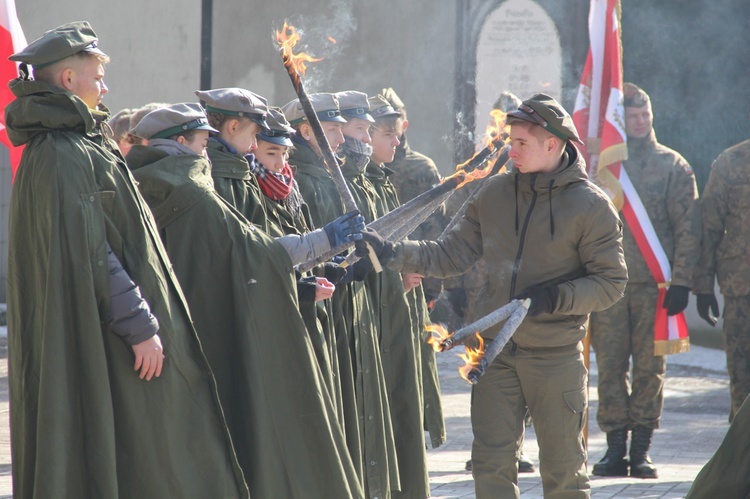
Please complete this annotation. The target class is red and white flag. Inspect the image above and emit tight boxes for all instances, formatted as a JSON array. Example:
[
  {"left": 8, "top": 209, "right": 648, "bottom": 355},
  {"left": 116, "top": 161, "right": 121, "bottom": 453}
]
[
  {"left": 572, "top": 0, "right": 627, "bottom": 205},
  {"left": 573, "top": 0, "right": 689, "bottom": 355},
  {"left": 0, "top": 0, "right": 25, "bottom": 181}
]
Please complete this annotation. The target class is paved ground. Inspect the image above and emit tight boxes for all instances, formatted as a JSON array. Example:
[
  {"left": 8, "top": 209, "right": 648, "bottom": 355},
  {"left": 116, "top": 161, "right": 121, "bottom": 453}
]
[
  {"left": 0, "top": 331, "right": 731, "bottom": 498},
  {"left": 426, "top": 342, "right": 731, "bottom": 498}
]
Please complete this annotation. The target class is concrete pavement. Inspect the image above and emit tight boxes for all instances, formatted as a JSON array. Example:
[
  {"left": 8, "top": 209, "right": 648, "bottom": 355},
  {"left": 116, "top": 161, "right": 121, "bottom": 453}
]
[
  {"left": 0, "top": 332, "right": 731, "bottom": 498},
  {"left": 426, "top": 342, "right": 731, "bottom": 498}
]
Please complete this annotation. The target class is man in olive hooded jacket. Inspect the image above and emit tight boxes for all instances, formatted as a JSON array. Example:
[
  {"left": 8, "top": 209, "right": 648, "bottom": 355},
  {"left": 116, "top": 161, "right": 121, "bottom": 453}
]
[{"left": 364, "top": 93, "right": 627, "bottom": 498}]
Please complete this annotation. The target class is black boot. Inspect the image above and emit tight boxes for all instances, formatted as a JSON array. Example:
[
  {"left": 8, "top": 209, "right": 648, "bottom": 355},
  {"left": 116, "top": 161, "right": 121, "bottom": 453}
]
[
  {"left": 630, "top": 425, "right": 658, "bottom": 478},
  {"left": 592, "top": 428, "right": 629, "bottom": 477}
]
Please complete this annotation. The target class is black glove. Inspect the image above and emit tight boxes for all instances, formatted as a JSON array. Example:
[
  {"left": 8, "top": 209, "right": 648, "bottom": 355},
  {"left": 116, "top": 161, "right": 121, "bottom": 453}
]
[
  {"left": 297, "top": 276, "right": 318, "bottom": 304},
  {"left": 663, "top": 285, "right": 690, "bottom": 316},
  {"left": 447, "top": 288, "right": 467, "bottom": 318},
  {"left": 359, "top": 227, "right": 395, "bottom": 261},
  {"left": 351, "top": 258, "right": 374, "bottom": 281},
  {"left": 323, "top": 262, "right": 347, "bottom": 286},
  {"left": 515, "top": 285, "right": 560, "bottom": 317},
  {"left": 323, "top": 210, "right": 365, "bottom": 248},
  {"left": 353, "top": 239, "right": 369, "bottom": 258},
  {"left": 696, "top": 293, "right": 719, "bottom": 327}
]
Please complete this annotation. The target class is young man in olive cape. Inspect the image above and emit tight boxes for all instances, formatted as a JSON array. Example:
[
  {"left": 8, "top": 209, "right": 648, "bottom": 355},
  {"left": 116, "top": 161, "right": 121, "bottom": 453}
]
[
  {"left": 126, "top": 102, "right": 364, "bottom": 499},
  {"left": 6, "top": 22, "right": 249, "bottom": 498}
]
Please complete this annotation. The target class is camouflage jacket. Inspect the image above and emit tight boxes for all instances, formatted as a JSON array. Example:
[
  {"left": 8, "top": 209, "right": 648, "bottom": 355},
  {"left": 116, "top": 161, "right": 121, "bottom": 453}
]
[
  {"left": 694, "top": 138, "right": 750, "bottom": 296},
  {"left": 385, "top": 136, "right": 448, "bottom": 299},
  {"left": 620, "top": 131, "right": 701, "bottom": 286}
]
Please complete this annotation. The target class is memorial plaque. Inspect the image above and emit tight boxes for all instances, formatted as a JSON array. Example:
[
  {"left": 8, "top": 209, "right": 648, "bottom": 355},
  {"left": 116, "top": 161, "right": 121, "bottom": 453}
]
[{"left": 474, "top": 0, "right": 563, "bottom": 140}]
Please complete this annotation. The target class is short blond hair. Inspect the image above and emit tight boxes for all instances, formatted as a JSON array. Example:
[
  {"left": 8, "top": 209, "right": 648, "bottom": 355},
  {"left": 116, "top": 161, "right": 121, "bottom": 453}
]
[{"left": 32, "top": 51, "right": 109, "bottom": 84}]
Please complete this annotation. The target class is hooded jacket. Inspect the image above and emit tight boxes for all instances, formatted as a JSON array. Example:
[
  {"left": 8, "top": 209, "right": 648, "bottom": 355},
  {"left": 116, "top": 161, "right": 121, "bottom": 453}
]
[
  {"left": 390, "top": 144, "right": 627, "bottom": 348},
  {"left": 126, "top": 145, "right": 364, "bottom": 499},
  {"left": 6, "top": 79, "right": 248, "bottom": 498}
]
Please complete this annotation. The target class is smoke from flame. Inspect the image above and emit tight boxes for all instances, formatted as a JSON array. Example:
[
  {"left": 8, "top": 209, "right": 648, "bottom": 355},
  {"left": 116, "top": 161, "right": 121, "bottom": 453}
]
[{"left": 458, "top": 334, "right": 485, "bottom": 382}]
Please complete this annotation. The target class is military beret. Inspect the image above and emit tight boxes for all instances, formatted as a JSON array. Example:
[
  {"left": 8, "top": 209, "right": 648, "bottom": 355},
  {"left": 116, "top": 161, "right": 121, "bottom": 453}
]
[
  {"left": 281, "top": 93, "right": 347, "bottom": 125},
  {"left": 10, "top": 21, "right": 107, "bottom": 69},
  {"left": 381, "top": 87, "right": 405, "bottom": 112},
  {"left": 623, "top": 82, "right": 651, "bottom": 108},
  {"left": 258, "top": 107, "right": 295, "bottom": 147},
  {"left": 195, "top": 87, "right": 270, "bottom": 131},
  {"left": 368, "top": 95, "right": 401, "bottom": 120},
  {"left": 506, "top": 93, "right": 583, "bottom": 144},
  {"left": 335, "top": 90, "right": 374, "bottom": 123},
  {"left": 130, "top": 102, "right": 218, "bottom": 140}
]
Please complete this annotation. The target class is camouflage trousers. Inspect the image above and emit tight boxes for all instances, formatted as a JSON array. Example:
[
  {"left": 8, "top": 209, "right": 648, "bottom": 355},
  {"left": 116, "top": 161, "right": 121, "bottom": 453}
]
[
  {"left": 471, "top": 341, "right": 589, "bottom": 499},
  {"left": 723, "top": 295, "right": 750, "bottom": 421},
  {"left": 590, "top": 283, "right": 666, "bottom": 432}
]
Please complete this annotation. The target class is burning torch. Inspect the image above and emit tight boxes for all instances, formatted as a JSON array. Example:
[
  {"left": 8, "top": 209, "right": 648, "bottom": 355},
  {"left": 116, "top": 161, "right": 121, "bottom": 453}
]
[
  {"left": 427, "top": 298, "right": 531, "bottom": 384},
  {"left": 275, "top": 22, "right": 381, "bottom": 272}
]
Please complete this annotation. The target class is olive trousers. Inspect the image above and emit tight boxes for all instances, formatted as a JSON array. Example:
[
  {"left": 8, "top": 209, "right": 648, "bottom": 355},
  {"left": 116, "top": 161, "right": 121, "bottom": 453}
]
[{"left": 471, "top": 341, "right": 590, "bottom": 498}]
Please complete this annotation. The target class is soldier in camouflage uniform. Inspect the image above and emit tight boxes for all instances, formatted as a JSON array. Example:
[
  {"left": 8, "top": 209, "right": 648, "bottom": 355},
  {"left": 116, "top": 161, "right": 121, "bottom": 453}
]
[
  {"left": 693, "top": 137, "right": 750, "bottom": 422},
  {"left": 590, "top": 83, "right": 701, "bottom": 479}
]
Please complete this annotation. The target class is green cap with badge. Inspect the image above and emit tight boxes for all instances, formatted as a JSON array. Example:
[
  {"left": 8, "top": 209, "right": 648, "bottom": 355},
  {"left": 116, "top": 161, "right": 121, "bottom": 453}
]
[
  {"left": 281, "top": 93, "right": 347, "bottom": 125},
  {"left": 258, "top": 107, "right": 295, "bottom": 147},
  {"left": 195, "top": 87, "right": 270, "bottom": 131},
  {"left": 10, "top": 21, "right": 107, "bottom": 69},
  {"left": 506, "top": 93, "right": 583, "bottom": 144},
  {"left": 129, "top": 102, "right": 218, "bottom": 140},
  {"left": 335, "top": 90, "right": 375, "bottom": 123},
  {"left": 368, "top": 95, "right": 401, "bottom": 120}
]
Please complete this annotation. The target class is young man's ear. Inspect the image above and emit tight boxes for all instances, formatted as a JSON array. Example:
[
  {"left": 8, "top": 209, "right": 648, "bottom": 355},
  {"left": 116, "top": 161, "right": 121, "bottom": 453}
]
[
  {"left": 300, "top": 123, "right": 312, "bottom": 141},
  {"left": 60, "top": 68, "right": 75, "bottom": 91},
  {"left": 402, "top": 119, "right": 409, "bottom": 133}
]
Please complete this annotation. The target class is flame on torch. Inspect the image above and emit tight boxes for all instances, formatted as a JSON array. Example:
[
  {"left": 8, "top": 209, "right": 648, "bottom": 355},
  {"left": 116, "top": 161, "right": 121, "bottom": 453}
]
[
  {"left": 426, "top": 323, "right": 453, "bottom": 352},
  {"left": 275, "top": 22, "right": 323, "bottom": 87},
  {"left": 458, "top": 334, "right": 485, "bottom": 382},
  {"left": 484, "top": 109, "right": 509, "bottom": 147}
]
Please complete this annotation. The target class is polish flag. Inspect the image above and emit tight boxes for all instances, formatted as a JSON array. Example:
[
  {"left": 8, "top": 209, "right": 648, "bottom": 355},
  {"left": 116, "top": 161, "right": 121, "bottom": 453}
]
[
  {"left": 572, "top": 0, "right": 627, "bottom": 209},
  {"left": 574, "top": 0, "right": 689, "bottom": 355},
  {"left": 0, "top": 0, "right": 25, "bottom": 181}
]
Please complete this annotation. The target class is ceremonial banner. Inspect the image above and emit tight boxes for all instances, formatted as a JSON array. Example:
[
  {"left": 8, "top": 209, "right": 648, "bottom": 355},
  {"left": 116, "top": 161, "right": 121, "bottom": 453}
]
[{"left": 573, "top": 0, "right": 688, "bottom": 355}]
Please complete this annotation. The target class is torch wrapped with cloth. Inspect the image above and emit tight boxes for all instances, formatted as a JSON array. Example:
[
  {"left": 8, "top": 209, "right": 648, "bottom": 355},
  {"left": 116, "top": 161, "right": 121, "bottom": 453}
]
[
  {"left": 427, "top": 298, "right": 531, "bottom": 384},
  {"left": 324, "top": 110, "right": 512, "bottom": 272}
]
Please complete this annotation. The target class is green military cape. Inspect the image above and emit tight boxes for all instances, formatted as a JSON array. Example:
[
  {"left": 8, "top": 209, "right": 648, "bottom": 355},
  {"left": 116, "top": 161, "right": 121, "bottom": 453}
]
[
  {"left": 686, "top": 396, "right": 750, "bottom": 498},
  {"left": 127, "top": 146, "right": 363, "bottom": 499},
  {"left": 291, "top": 142, "right": 399, "bottom": 498},
  {"left": 6, "top": 80, "right": 249, "bottom": 498},
  {"left": 261, "top": 189, "right": 346, "bottom": 427},
  {"left": 364, "top": 162, "right": 430, "bottom": 498},
  {"left": 206, "top": 139, "right": 269, "bottom": 232},
  {"left": 384, "top": 138, "right": 447, "bottom": 449}
]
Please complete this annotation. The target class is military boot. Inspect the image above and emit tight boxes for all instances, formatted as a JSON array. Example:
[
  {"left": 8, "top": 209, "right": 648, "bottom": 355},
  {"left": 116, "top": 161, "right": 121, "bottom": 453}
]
[
  {"left": 629, "top": 425, "right": 658, "bottom": 478},
  {"left": 591, "top": 428, "right": 629, "bottom": 477}
]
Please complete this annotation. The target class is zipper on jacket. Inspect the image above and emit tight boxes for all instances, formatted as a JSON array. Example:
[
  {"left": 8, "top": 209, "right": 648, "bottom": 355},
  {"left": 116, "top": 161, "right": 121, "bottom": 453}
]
[{"left": 509, "top": 174, "right": 538, "bottom": 299}]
